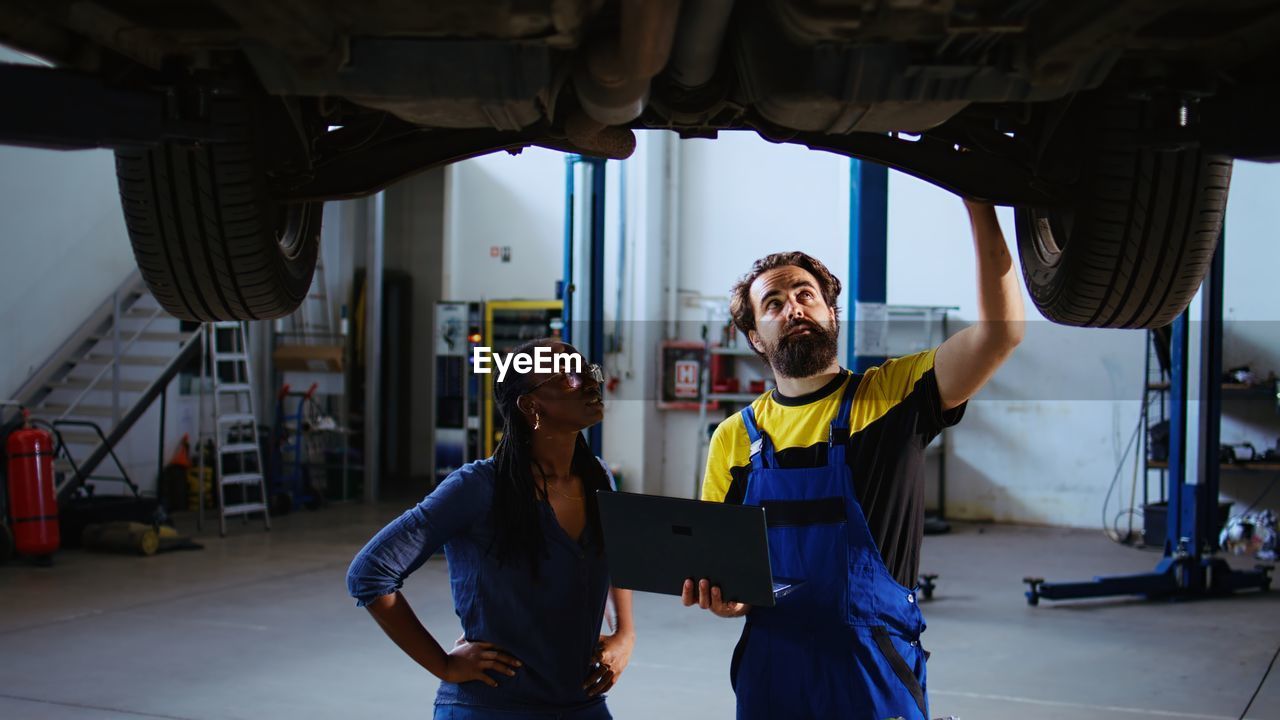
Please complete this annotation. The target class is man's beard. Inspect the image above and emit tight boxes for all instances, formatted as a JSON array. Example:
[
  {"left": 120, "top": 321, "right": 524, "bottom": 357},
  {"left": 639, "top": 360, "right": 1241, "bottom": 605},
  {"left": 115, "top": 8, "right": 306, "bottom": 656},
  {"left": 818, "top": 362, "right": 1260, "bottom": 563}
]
[{"left": 761, "top": 318, "right": 840, "bottom": 379}]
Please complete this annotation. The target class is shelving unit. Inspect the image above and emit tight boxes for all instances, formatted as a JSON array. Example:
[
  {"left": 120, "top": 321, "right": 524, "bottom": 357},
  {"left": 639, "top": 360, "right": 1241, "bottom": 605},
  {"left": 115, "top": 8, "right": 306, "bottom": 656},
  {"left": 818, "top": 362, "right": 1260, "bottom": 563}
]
[
  {"left": 1142, "top": 328, "right": 1280, "bottom": 526},
  {"left": 1149, "top": 460, "right": 1280, "bottom": 472},
  {"left": 481, "top": 300, "right": 564, "bottom": 457},
  {"left": 269, "top": 254, "right": 353, "bottom": 503},
  {"left": 705, "top": 346, "right": 772, "bottom": 402},
  {"left": 432, "top": 301, "right": 483, "bottom": 484}
]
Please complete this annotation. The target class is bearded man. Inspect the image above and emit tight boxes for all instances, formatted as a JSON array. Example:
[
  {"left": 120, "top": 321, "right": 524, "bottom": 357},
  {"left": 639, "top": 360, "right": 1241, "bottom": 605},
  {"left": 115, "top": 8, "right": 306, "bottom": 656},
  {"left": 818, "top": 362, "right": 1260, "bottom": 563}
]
[{"left": 682, "top": 201, "right": 1024, "bottom": 720}]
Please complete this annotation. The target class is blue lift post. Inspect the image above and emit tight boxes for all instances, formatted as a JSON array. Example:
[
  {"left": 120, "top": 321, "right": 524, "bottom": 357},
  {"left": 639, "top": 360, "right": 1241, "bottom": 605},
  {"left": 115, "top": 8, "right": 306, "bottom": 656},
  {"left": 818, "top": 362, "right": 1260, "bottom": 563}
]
[
  {"left": 562, "top": 155, "right": 606, "bottom": 455},
  {"left": 847, "top": 159, "right": 889, "bottom": 373},
  {"left": 1024, "top": 236, "right": 1273, "bottom": 604}
]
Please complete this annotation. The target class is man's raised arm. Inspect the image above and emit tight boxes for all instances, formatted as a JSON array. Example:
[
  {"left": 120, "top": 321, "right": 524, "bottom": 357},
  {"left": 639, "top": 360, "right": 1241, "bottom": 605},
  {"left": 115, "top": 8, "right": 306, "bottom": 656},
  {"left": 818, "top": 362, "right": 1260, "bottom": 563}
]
[{"left": 934, "top": 200, "right": 1026, "bottom": 410}]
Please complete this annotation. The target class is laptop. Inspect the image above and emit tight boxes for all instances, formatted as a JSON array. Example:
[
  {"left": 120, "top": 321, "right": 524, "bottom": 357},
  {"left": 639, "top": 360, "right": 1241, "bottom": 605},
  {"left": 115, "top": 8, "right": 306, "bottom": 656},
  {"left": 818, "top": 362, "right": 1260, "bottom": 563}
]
[{"left": 596, "top": 491, "right": 802, "bottom": 608}]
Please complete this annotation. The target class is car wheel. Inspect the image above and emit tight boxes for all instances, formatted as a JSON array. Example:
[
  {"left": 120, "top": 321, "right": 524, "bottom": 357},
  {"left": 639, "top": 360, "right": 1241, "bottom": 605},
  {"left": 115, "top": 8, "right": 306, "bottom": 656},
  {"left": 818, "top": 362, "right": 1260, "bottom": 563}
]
[
  {"left": 114, "top": 92, "right": 321, "bottom": 321},
  {"left": 1016, "top": 96, "right": 1231, "bottom": 329}
]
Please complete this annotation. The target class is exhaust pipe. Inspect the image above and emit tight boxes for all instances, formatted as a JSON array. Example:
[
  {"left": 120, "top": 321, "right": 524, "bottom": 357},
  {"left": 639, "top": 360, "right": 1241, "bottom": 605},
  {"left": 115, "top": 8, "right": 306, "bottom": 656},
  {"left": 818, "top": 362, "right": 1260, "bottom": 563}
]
[
  {"left": 574, "top": 0, "right": 682, "bottom": 126},
  {"left": 667, "top": 0, "right": 735, "bottom": 89}
]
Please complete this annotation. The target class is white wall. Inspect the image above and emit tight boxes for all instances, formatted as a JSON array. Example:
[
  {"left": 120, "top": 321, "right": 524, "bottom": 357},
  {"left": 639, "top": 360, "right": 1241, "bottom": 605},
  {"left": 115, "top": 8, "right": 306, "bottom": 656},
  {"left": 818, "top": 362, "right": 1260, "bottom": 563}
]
[
  {"left": 677, "top": 132, "right": 851, "bottom": 319},
  {"left": 444, "top": 148, "right": 567, "bottom": 301}
]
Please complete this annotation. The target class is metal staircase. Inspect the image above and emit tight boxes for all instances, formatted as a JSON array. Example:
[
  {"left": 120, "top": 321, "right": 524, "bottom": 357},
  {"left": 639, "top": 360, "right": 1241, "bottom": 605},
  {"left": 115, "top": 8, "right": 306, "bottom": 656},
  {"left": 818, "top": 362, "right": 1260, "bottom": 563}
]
[{"left": 4, "top": 270, "right": 201, "bottom": 501}]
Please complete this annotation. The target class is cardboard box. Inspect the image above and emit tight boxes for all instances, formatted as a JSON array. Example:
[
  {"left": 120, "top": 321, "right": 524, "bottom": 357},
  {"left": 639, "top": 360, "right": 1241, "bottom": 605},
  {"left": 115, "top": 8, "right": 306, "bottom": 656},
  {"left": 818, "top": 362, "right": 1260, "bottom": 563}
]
[{"left": 273, "top": 344, "right": 344, "bottom": 372}]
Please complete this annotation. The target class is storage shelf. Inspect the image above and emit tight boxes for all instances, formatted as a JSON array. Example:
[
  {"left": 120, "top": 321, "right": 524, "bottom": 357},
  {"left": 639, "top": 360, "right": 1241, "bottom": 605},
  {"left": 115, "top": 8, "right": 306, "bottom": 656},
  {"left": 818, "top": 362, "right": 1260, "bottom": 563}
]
[
  {"left": 1148, "top": 460, "right": 1280, "bottom": 472},
  {"left": 1147, "top": 381, "right": 1278, "bottom": 399}
]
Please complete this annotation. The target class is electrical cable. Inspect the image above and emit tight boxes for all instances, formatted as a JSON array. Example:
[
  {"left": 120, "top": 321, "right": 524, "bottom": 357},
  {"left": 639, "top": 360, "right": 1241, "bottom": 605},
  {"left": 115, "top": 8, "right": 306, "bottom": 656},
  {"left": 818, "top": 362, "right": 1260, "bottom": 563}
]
[
  {"left": 1102, "top": 407, "right": 1145, "bottom": 543},
  {"left": 1113, "top": 508, "right": 1143, "bottom": 543},
  {"left": 1125, "top": 421, "right": 1143, "bottom": 540},
  {"left": 1238, "top": 641, "right": 1280, "bottom": 719}
]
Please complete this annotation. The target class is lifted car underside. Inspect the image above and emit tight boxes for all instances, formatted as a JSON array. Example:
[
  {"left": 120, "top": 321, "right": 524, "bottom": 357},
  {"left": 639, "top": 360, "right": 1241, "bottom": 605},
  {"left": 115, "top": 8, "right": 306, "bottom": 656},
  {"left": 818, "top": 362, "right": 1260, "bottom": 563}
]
[{"left": 1, "top": 0, "right": 1278, "bottom": 325}]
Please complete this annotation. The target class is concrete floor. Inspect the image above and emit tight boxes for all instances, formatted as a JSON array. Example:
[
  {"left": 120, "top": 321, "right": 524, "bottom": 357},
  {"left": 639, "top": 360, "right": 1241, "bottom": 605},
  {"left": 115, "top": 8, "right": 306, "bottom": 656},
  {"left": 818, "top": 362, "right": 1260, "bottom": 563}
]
[{"left": 1, "top": 503, "right": 1277, "bottom": 720}]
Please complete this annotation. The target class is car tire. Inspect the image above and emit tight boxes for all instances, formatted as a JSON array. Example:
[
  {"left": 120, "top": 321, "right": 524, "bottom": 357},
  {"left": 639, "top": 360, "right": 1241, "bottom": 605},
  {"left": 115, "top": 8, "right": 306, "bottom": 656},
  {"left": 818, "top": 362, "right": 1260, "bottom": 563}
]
[
  {"left": 114, "top": 93, "right": 321, "bottom": 321},
  {"left": 1015, "top": 96, "right": 1232, "bottom": 329}
]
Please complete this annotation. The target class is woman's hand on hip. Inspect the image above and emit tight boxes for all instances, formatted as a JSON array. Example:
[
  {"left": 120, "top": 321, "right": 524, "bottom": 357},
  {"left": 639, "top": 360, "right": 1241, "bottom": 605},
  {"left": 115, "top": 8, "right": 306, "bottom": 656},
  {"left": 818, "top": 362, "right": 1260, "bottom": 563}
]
[
  {"left": 443, "top": 641, "right": 521, "bottom": 687},
  {"left": 584, "top": 631, "right": 634, "bottom": 696}
]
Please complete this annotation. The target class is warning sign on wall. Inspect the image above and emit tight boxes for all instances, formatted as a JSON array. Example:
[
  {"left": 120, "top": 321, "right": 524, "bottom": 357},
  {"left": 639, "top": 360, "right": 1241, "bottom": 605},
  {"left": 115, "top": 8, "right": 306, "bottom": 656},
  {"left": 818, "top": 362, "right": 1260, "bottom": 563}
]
[
  {"left": 674, "top": 360, "right": 700, "bottom": 398},
  {"left": 659, "top": 341, "right": 714, "bottom": 410}
]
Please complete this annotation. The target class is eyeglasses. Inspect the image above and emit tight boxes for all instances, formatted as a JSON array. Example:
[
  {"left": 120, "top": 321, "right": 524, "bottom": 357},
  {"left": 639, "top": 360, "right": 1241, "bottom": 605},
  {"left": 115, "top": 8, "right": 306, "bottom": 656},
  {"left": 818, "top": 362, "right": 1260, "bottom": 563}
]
[{"left": 527, "top": 363, "right": 604, "bottom": 393}]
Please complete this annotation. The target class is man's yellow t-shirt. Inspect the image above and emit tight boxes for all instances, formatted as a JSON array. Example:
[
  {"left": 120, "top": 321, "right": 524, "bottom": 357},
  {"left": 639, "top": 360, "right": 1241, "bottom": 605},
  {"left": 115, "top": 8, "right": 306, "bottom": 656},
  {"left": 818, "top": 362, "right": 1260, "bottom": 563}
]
[{"left": 700, "top": 349, "right": 964, "bottom": 587}]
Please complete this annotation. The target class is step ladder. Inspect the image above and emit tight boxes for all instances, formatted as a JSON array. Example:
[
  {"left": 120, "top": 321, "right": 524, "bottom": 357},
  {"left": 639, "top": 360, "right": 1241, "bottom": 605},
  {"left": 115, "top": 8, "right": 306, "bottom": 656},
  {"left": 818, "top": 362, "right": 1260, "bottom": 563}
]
[{"left": 197, "top": 322, "right": 271, "bottom": 536}]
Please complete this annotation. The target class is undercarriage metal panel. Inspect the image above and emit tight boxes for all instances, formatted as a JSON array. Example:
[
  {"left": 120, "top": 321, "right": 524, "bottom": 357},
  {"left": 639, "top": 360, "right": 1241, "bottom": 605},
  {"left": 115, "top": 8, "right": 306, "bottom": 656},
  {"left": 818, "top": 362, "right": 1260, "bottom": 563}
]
[
  {"left": 278, "top": 127, "right": 543, "bottom": 202},
  {"left": 778, "top": 128, "right": 1062, "bottom": 207},
  {"left": 244, "top": 38, "right": 555, "bottom": 131},
  {"left": 0, "top": 62, "right": 232, "bottom": 149},
  {"left": 276, "top": 118, "right": 1064, "bottom": 207}
]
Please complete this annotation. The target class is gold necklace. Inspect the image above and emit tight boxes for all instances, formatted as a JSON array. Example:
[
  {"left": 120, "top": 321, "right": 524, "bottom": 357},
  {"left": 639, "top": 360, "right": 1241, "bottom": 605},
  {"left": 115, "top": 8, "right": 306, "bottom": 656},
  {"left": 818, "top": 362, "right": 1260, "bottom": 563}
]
[
  {"left": 535, "top": 467, "right": 584, "bottom": 500},
  {"left": 544, "top": 482, "right": 584, "bottom": 501}
]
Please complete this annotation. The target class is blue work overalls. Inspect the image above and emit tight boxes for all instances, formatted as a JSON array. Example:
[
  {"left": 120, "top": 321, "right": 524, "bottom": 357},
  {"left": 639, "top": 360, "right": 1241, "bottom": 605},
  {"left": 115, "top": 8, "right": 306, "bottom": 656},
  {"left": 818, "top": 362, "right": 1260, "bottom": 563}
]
[{"left": 731, "top": 379, "right": 930, "bottom": 720}]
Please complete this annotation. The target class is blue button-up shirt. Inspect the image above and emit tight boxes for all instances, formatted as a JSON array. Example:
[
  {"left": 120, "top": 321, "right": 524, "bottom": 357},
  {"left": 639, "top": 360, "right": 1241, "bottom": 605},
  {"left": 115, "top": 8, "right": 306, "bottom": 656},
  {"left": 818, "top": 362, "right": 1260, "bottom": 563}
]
[{"left": 347, "top": 458, "right": 612, "bottom": 711}]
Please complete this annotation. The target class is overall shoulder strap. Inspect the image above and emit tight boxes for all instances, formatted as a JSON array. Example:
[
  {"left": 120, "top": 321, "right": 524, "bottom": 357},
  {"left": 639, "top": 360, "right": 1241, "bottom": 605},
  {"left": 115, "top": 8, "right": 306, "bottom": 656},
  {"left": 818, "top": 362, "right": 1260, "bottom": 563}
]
[{"left": 739, "top": 405, "right": 772, "bottom": 470}]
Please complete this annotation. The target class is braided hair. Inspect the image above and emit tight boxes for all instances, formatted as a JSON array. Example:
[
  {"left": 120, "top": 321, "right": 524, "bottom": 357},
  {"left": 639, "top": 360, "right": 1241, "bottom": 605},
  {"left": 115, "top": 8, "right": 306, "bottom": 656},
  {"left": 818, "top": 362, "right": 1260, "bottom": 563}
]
[{"left": 490, "top": 338, "right": 609, "bottom": 578}]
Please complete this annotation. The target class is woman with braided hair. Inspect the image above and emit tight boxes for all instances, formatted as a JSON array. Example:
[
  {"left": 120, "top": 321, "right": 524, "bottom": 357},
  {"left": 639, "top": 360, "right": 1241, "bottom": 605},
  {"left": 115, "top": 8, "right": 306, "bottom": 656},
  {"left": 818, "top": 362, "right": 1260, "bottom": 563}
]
[{"left": 347, "top": 339, "right": 634, "bottom": 720}]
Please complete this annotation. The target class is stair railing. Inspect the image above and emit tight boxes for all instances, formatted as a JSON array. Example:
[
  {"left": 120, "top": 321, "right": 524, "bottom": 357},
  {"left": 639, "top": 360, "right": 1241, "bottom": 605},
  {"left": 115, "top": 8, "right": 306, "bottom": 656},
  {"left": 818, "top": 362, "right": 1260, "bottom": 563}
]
[{"left": 56, "top": 303, "right": 170, "bottom": 423}]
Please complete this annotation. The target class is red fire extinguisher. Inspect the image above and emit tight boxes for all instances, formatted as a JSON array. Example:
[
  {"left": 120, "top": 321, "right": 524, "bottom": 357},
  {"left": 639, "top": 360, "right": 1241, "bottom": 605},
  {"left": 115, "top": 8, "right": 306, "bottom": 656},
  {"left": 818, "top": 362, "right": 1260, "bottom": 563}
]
[{"left": 5, "top": 408, "right": 59, "bottom": 559}]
